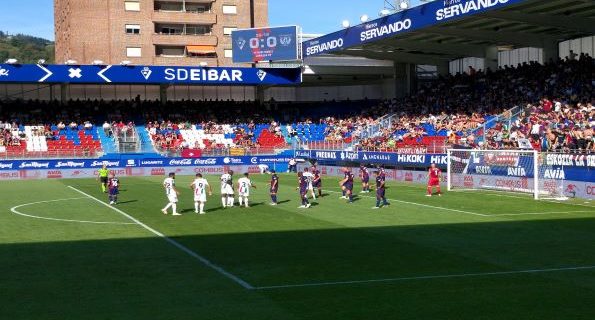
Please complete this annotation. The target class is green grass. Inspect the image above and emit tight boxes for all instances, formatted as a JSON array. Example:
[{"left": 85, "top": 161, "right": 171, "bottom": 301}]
[{"left": 2, "top": 173, "right": 595, "bottom": 320}]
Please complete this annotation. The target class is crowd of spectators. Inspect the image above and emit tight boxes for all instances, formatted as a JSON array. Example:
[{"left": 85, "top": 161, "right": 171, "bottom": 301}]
[
  {"left": 0, "top": 53, "right": 592, "bottom": 155},
  {"left": 478, "top": 54, "right": 594, "bottom": 152},
  {"left": 0, "top": 123, "right": 23, "bottom": 147},
  {"left": 341, "top": 54, "right": 593, "bottom": 153}
]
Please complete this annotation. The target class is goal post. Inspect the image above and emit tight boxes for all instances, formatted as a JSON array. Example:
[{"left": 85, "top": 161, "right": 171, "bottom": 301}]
[{"left": 446, "top": 149, "right": 566, "bottom": 200}]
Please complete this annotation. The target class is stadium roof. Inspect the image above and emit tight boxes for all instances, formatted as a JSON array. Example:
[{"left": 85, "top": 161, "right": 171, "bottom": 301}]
[{"left": 304, "top": 0, "right": 595, "bottom": 65}]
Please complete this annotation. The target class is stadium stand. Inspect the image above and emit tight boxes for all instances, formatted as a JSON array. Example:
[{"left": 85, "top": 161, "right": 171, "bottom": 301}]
[
  {"left": 0, "top": 121, "right": 102, "bottom": 158},
  {"left": 0, "top": 54, "right": 593, "bottom": 159}
]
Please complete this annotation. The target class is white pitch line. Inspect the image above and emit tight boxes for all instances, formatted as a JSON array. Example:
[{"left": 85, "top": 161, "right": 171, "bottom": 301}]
[
  {"left": 491, "top": 210, "right": 595, "bottom": 216},
  {"left": 449, "top": 189, "right": 532, "bottom": 200},
  {"left": 542, "top": 199, "right": 595, "bottom": 209},
  {"left": 450, "top": 189, "right": 595, "bottom": 208},
  {"left": 328, "top": 188, "right": 594, "bottom": 217},
  {"left": 254, "top": 265, "right": 595, "bottom": 290},
  {"left": 10, "top": 197, "right": 137, "bottom": 225},
  {"left": 325, "top": 189, "right": 489, "bottom": 217},
  {"left": 68, "top": 186, "right": 255, "bottom": 290}
]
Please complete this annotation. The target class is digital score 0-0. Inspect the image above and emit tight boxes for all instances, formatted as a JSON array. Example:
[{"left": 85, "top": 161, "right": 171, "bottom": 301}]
[{"left": 231, "top": 26, "right": 299, "bottom": 63}]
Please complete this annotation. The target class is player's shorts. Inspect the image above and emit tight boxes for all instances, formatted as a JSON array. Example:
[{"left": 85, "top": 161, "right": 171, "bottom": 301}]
[
  {"left": 238, "top": 191, "right": 250, "bottom": 197},
  {"left": 109, "top": 188, "right": 119, "bottom": 195},
  {"left": 428, "top": 178, "right": 440, "bottom": 187},
  {"left": 167, "top": 194, "right": 178, "bottom": 203},
  {"left": 312, "top": 180, "right": 321, "bottom": 188},
  {"left": 194, "top": 194, "right": 207, "bottom": 202},
  {"left": 376, "top": 188, "right": 385, "bottom": 198},
  {"left": 362, "top": 176, "right": 369, "bottom": 183},
  {"left": 100, "top": 177, "right": 108, "bottom": 184},
  {"left": 221, "top": 185, "right": 234, "bottom": 195},
  {"left": 343, "top": 182, "right": 353, "bottom": 191},
  {"left": 270, "top": 187, "right": 278, "bottom": 193},
  {"left": 300, "top": 188, "right": 307, "bottom": 196}
]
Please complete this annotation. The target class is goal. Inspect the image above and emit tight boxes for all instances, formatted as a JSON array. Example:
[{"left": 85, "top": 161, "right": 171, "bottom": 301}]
[{"left": 446, "top": 149, "right": 567, "bottom": 200}]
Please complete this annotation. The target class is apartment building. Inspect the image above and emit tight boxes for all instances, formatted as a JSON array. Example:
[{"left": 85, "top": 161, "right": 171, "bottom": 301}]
[{"left": 54, "top": 0, "right": 268, "bottom": 66}]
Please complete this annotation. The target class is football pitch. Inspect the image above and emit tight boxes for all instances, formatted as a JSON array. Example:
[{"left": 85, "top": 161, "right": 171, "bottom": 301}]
[{"left": 2, "top": 173, "right": 595, "bottom": 320}]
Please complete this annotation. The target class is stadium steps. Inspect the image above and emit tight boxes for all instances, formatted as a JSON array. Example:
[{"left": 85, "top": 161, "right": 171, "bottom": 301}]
[
  {"left": 136, "top": 125, "right": 160, "bottom": 154},
  {"left": 97, "top": 126, "right": 117, "bottom": 154}
]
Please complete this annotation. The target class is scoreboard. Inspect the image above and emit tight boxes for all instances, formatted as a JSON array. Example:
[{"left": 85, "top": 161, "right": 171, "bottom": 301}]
[{"left": 231, "top": 26, "right": 299, "bottom": 63}]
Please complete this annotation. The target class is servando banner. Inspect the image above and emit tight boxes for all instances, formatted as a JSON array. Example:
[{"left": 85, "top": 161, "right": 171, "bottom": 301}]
[{"left": 303, "top": 0, "right": 526, "bottom": 57}]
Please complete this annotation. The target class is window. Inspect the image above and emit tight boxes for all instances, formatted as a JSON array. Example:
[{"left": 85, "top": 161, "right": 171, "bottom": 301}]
[
  {"left": 125, "top": 24, "right": 140, "bottom": 34},
  {"left": 157, "top": 24, "right": 183, "bottom": 35},
  {"left": 126, "top": 47, "right": 142, "bottom": 57},
  {"left": 223, "top": 27, "right": 237, "bottom": 36},
  {"left": 224, "top": 49, "right": 233, "bottom": 58},
  {"left": 222, "top": 5, "right": 237, "bottom": 14},
  {"left": 156, "top": 46, "right": 186, "bottom": 57},
  {"left": 186, "top": 25, "right": 210, "bottom": 35},
  {"left": 125, "top": 1, "right": 140, "bottom": 11},
  {"left": 186, "top": 3, "right": 209, "bottom": 13}
]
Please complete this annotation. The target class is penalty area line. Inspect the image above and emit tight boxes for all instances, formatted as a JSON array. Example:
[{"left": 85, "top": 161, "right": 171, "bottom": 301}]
[
  {"left": 325, "top": 189, "right": 488, "bottom": 217},
  {"left": 67, "top": 185, "right": 255, "bottom": 290},
  {"left": 254, "top": 265, "right": 595, "bottom": 290}
]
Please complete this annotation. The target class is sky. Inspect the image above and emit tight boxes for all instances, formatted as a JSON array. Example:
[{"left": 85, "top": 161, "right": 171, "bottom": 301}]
[{"left": 0, "top": 0, "right": 424, "bottom": 41}]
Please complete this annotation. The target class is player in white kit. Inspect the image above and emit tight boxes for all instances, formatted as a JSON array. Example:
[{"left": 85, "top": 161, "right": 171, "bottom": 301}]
[
  {"left": 302, "top": 167, "right": 316, "bottom": 200},
  {"left": 191, "top": 173, "right": 212, "bottom": 214},
  {"left": 220, "top": 170, "right": 235, "bottom": 208},
  {"left": 162, "top": 172, "right": 181, "bottom": 216},
  {"left": 237, "top": 172, "right": 257, "bottom": 208}
]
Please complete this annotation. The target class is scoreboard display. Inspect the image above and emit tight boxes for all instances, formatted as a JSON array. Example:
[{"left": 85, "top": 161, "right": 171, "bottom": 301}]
[{"left": 231, "top": 26, "right": 299, "bottom": 63}]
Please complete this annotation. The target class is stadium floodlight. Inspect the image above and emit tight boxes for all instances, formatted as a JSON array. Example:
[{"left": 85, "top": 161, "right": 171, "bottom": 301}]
[
  {"left": 5, "top": 58, "right": 18, "bottom": 64},
  {"left": 92, "top": 60, "right": 105, "bottom": 65},
  {"left": 399, "top": 0, "right": 409, "bottom": 10},
  {"left": 341, "top": 20, "right": 350, "bottom": 28},
  {"left": 120, "top": 60, "right": 132, "bottom": 66},
  {"left": 360, "top": 14, "right": 369, "bottom": 23},
  {"left": 37, "top": 59, "right": 46, "bottom": 65},
  {"left": 379, "top": 9, "right": 392, "bottom": 17},
  {"left": 199, "top": 61, "right": 208, "bottom": 67},
  {"left": 65, "top": 59, "right": 78, "bottom": 65}
]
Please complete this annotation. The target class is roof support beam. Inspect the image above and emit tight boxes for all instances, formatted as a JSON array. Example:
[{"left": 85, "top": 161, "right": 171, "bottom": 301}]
[
  {"left": 481, "top": 11, "right": 595, "bottom": 34},
  {"left": 374, "top": 38, "right": 486, "bottom": 58},
  {"left": 339, "top": 50, "right": 450, "bottom": 66},
  {"left": 424, "top": 27, "right": 561, "bottom": 48}
]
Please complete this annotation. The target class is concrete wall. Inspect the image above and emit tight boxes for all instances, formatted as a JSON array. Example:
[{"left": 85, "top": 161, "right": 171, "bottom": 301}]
[
  {"left": 559, "top": 35, "right": 594, "bottom": 59},
  {"left": 0, "top": 82, "right": 392, "bottom": 102},
  {"left": 498, "top": 47, "right": 543, "bottom": 67}
]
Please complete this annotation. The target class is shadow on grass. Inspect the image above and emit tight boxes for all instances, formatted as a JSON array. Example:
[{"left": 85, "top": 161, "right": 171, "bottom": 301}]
[{"left": 3, "top": 217, "right": 595, "bottom": 319}]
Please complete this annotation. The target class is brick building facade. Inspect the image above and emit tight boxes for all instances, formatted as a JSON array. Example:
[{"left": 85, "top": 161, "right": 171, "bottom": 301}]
[{"left": 54, "top": 0, "right": 268, "bottom": 66}]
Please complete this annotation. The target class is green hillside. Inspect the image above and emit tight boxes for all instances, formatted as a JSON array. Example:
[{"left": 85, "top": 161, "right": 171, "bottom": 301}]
[{"left": 0, "top": 32, "right": 54, "bottom": 64}]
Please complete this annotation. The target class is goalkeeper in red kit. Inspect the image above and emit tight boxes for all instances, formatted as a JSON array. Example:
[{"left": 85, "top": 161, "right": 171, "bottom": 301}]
[{"left": 426, "top": 163, "right": 442, "bottom": 197}]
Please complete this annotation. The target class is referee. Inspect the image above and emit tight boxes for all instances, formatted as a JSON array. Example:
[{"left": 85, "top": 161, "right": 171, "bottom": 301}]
[{"left": 97, "top": 164, "right": 109, "bottom": 193}]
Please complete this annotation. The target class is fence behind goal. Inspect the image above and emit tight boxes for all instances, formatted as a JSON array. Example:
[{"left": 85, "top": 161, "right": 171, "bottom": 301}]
[{"left": 447, "top": 149, "right": 567, "bottom": 200}]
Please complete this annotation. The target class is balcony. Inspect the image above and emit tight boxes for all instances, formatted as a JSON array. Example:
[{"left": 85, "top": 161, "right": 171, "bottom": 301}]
[
  {"left": 152, "top": 34, "right": 218, "bottom": 46},
  {"left": 153, "top": 56, "right": 219, "bottom": 67},
  {"left": 152, "top": 10, "right": 217, "bottom": 25}
]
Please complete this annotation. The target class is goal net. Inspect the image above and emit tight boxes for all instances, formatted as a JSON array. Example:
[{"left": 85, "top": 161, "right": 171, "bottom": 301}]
[{"left": 447, "top": 149, "right": 567, "bottom": 200}]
